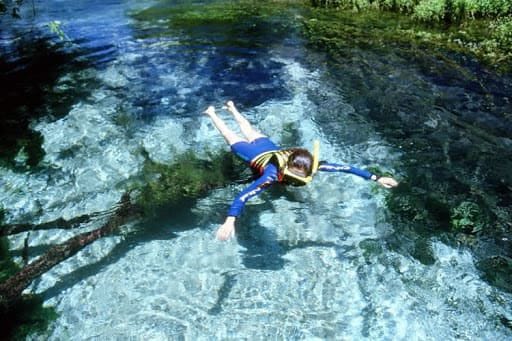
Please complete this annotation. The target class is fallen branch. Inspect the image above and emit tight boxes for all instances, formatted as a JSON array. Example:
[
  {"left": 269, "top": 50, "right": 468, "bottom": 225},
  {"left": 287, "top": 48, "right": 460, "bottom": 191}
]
[
  {"left": 0, "top": 193, "right": 142, "bottom": 309},
  {"left": 0, "top": 216, "right": 90, "bottom": 237},
  {"left": 0, "top": 206, "right": 120, "bottom": 237}
]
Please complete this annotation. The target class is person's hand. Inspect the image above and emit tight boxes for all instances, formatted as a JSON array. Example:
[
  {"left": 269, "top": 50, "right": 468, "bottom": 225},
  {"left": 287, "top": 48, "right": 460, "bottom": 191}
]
[
  {"left": 377, "top": 176, "right": 399, "bottom": 189},
  {"left": 216, "top": 216, "right": 236, "bottom": 241}
]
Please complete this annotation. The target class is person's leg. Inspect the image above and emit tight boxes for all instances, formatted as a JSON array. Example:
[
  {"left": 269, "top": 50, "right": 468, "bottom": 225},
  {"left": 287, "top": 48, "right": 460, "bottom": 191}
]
[
  {"left": 224, "top": 101, "right": 266, "bottom": 142},
  {"left": 204, "top": 106, "right": 245, "bottom": 146}
]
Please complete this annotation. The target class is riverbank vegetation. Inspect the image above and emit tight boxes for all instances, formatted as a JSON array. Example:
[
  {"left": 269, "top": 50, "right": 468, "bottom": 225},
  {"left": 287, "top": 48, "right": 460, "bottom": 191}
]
[{"left": 309, "top": 0, "right": 512, "bottom": 69}]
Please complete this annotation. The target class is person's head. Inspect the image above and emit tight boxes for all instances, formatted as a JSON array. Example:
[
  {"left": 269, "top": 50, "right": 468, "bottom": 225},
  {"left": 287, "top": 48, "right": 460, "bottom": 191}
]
[{"left": 287, "top": 148, "right": 313, "bottom": 178}]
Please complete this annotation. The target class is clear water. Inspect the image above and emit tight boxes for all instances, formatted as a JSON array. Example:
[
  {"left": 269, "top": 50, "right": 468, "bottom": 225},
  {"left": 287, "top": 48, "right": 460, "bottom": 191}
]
[{"left": 1, "top": 1, "right": 511, "bottom": 340}]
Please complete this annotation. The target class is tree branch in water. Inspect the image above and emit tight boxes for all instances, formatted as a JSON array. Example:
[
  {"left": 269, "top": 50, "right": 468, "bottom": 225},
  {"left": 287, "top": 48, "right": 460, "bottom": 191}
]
[
  {"left": 0, "top": 193, "right": 142, "bottom": 310},
  {"left": 0, "top": 204, "right": 125, "bottom": 237}
]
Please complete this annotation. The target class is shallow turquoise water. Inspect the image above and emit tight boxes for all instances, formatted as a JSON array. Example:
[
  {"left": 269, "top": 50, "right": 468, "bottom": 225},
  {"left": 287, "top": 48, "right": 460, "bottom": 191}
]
[{"left": 1, "top": 0, "right": 511, "bottom": 339}]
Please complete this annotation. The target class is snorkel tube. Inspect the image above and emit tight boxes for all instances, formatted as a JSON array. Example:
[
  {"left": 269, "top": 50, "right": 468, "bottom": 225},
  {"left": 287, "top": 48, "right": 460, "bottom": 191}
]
[{"left": 311, "top": 140, "right": 320, "bottom": 175}]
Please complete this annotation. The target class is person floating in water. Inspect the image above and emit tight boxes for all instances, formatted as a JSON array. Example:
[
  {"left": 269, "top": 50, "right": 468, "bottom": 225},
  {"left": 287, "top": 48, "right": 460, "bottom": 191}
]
[{"left": 204, "top": 101, "right": 399, "bottom": 241}]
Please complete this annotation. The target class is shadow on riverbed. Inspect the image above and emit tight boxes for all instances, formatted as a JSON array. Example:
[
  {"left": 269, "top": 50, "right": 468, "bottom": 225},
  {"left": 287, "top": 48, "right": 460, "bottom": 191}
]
[
  {"left": 36, "top": 195, "right": 337, "bottom": 302},
  {"left": 0, "top": 33, "right": 113, "bottom": 169}
]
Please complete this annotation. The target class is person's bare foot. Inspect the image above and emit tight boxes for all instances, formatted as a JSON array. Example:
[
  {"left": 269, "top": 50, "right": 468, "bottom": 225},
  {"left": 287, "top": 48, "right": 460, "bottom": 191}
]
[
  {"left": 223, "top": 100, "right": 237, "bottom": 113},
  {"left": 203, "top": 105, "right": 215, "bottom": 116}
]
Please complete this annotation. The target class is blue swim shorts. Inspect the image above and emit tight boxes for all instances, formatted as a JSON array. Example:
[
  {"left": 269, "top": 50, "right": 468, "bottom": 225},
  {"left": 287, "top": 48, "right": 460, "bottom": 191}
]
[{"left": 230, "top": 137, "right": 280, "bottom": 163}]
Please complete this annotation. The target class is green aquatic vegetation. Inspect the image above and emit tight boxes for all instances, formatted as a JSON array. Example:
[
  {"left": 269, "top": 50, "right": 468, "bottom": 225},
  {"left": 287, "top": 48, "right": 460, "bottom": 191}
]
[
  {"left": 386, "top": 182, "right": 451, "bottom": 227},
  {"left": 130, "top": 0, "right": 304, "bottom": 53},
  {"left": 303, "top": 9, "right": 418, "bottom": 49},
  {"left": 133, "top": 0, "right": 298, "bottom": 29},
  {"left": 1, "top": 294, "right": 58, "bottom": 341},
  {"left": 47, "top": 21, "right": 70, "bottom": 41},
  {"left": 359, "top": 238, "right": 383, "bottom": 260},
  {"left": 383, "top": 150, "right": 502, "bottom": 239},
  {"left": 16, "top": 133, "right": 45, "bottom": 169},
  {"left": 137, "top": 151, "right": 246, "bottom": 213},
  {"left": 0, "top": 237, "right": 18, "bottom": 284},
  {"left": 477, "top": 256, "right": 512, "bottom": 293},
  {"left": 450, "top": 200, "right": 486, "bottom": 233},
  {"left": 134, "top": 2, "right": 246, "bottom": 25},
  {"left": 0, "top": 129, "right": 45, "bottom": 170},
  {"left": 1, "top": 230, "right": 57, "bottom": 340}
]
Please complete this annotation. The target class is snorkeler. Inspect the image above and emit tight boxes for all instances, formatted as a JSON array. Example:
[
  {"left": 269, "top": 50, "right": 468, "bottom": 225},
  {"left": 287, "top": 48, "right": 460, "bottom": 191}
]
[{"left": 204, "top": 101, "right": 399, "bottom": 241}]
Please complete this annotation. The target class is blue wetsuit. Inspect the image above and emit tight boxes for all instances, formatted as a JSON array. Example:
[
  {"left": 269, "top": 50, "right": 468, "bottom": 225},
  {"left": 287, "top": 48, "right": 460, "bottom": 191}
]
[{"left": 228, "top": 137, "right": 377, "bottom": 218}]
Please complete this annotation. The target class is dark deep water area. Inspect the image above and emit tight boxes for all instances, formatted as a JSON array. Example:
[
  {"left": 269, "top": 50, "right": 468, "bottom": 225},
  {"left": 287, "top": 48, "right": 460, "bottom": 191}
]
[
  {"left": 1, "top": 0, "right": 511, "bottom": 339},
  {"left": 301, "top": 38, "right": 512, "bottom": 288}
]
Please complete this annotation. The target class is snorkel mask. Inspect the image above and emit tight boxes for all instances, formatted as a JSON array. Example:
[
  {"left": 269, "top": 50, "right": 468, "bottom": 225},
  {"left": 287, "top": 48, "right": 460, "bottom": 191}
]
[{"left": 283, "top": 140, "right": 320, "bottom": 186}]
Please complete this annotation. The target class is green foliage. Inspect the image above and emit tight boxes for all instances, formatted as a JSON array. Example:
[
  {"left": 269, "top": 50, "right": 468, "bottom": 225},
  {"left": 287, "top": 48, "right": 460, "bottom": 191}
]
[
  {"left": 491, "top": 16, "right": 512, "bottom": 52},
  {"left": 470, "top": 0, "right": 511, "bottom": 17},
  {"left": 310, "top": 0, "right": 342, "bottom": 7},
  {"left": 382, "top": 0, "right": 418, "bottom": 13},
  {"left": 310, "top": 0, "right": 512, "bottom": 21},
  {"left": 413, "top": 0, "right": 446, "bottom": 22}
]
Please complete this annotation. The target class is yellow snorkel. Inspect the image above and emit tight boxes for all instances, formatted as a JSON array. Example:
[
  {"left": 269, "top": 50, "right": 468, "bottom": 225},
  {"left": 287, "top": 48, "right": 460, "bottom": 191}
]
[{"left": 311, "top": 139, "right": 320, "bottom": 175}]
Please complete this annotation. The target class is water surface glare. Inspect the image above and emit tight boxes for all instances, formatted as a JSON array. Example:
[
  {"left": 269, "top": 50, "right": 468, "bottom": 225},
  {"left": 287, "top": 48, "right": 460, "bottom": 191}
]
[{"left": 1, "top": 1, "right": 510, "bottom": 340}]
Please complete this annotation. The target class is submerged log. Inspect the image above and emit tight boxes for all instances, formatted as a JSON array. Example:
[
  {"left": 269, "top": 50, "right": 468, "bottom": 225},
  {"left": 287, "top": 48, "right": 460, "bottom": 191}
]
[
  {"left": 0, "top": 193, "right": 142, "bottom": 310},
  {"left": 0, "top": 215, "right": 92, "bottom": 237},
  {"left": 0, "top": 153, "right": 239, "bottom": 310},
  {"left": 0, "top": 204, "right": 123, "bottom": 237}
]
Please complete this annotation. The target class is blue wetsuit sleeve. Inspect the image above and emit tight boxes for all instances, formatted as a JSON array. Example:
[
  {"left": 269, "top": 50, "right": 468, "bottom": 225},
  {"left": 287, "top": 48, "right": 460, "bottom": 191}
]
[
  {"left": 227, "top": 164, "right": 278, "bottom": 217},
  {"left": 318, "top": 162, "right": 375, "bottom": 180}
]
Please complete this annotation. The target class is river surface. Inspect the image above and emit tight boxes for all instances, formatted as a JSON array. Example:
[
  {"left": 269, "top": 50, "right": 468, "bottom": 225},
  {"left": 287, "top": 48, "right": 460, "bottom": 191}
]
[{"left": 1, "top": 0, "right": 512, "bottom": 340}]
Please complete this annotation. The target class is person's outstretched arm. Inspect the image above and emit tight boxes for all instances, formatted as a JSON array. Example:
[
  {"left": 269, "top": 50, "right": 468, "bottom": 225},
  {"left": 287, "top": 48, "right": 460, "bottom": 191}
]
[
  {"left": 216, "top": 165, "right": 278, "bottom": 240},
  {"left": 318, "top": 162, "right": 398, "bottom": 188}
]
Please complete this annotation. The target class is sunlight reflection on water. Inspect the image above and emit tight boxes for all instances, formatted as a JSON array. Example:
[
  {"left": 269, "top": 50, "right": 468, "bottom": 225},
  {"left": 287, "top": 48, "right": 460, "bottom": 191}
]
[{"left": 2, "top": 1, "right": 510, "bottom": 340}]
